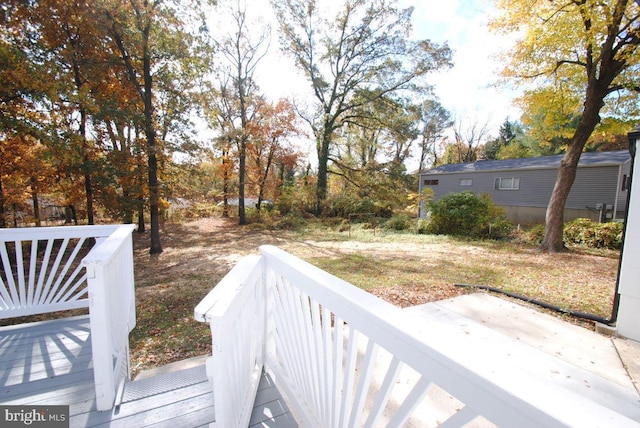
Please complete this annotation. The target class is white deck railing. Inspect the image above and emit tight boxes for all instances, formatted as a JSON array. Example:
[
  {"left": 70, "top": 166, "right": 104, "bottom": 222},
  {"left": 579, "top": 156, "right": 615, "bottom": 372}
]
[
  {"left": 194, "top": 255, "right": 266, "bottom": 428},
  {"left": 0, "top": 224, "right": 136, "bottom": 412},
  {"left": 196, "top": 245, "right": 638, "bottom": 428}
]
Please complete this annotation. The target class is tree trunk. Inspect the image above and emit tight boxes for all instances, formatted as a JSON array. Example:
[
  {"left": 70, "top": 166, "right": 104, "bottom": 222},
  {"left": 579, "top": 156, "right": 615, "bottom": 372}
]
[
  {"left": 540, "top": 86, "right": 607, "bottom": 253},
  {"left": 122, "top": 189, "right": 134, "bottom": 224},
  {"left": 30, "top": 177, "right": 40, "bottom": 227},
  {"left": 256, "top": 145, "right": 276, "bottom": 212},
  {"left": 12, "top": 204, "right": 18, "bottom": 228},
  {"left": 73, "top": 55, "right": 94, "bottom": 226},
  {"left": 316, "top": 134, "right": 330, "bottom": 215},
  {"left": 137, "top": 198, "right": 145, "bottom": 233},
  {"left": 221, "top": 143, "right": 230, "bottom": 218},
  {"left": 238, "top": 136, "right": 247, "bottom": 225},
  {"left": 0, "top": 173, "right": 5, "bottom": 228},
  {"left": 65, "top": 205, "right": 78, "bottom": 225},
  {"left": 84, "top": 171, "right": 94, "bottom": 225},
  {"left": 143, "top": 37, "right": 162, "bottom": 254}
]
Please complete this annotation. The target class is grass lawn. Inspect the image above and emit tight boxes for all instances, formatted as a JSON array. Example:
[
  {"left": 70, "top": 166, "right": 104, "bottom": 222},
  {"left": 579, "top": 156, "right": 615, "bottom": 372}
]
[{"left": 129, "top": 217, "right": 620, "bottom": 377}]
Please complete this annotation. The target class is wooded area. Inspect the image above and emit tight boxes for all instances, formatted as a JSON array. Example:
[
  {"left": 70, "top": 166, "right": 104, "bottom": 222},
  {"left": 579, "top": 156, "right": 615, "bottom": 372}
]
[{"left": 1, "top": 0, "right": 638, "bottom": 253}]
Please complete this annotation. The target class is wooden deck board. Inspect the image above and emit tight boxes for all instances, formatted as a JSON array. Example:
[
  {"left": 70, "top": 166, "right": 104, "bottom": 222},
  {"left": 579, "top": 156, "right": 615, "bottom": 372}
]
[{"left": 0, "top": 316, "right": 297, "bottom": 427}]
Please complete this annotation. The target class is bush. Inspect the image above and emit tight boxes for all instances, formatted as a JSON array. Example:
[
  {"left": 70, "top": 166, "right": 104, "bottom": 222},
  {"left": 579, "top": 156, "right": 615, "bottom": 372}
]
[
  {"left": 323, "top": 194, "right": 392, "bottom": 218},
  {"left": 564, "top": 218, "right": 623, "bottom": 250},
  {"left": 486, "top": 217, "right": 515, "bottom": 240},
  {"left": 247, "top": 211, "right": 308, "bottom": 231},
  {"left": 425, "top": 191, "right": 512, "bottom": 239},
  {"left": 276, "top": 184, "right": 316, "bottom": 216},
  {"left": 167, "top": 201, "right": 218, "bottom": 221},
  {"left": 415, "top": 218, "right": 430, "bottom": 235},
  {"left": 522, "top": 224, "right": 546, "bottom": 245},
  {"left": 382, "top": 214, "right": 411, "bottom": 231},
  {"left": 273, "top": 213, "right": 307, "bottom": 230}
]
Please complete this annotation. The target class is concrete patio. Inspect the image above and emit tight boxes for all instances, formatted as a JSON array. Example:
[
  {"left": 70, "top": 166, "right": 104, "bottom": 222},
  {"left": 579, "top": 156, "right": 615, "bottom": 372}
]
[{"left": 406, "top": 292, "right": 640, "bottom": 422}]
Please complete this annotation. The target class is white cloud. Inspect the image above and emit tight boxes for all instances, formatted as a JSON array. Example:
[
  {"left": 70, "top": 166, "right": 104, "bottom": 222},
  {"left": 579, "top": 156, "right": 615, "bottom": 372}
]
[{"left": 404, "top": 0, "right": 521, "bottom": 136}]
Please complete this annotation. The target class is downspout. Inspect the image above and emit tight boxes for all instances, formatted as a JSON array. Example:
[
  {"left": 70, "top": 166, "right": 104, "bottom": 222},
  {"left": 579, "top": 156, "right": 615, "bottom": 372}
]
[
  {"left": 457, "top": 125, "right": 640, "bottom": 326},
  {"left": 613, "top": 160, "right": 624, "bottom": 221}
]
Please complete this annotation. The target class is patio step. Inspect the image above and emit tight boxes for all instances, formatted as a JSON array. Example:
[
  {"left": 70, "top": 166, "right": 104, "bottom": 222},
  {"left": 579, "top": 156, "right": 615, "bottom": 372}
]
[
  {"left": 134, "top": 355, "right": 209, "bottom": 381},
  {"left": 122, "top": 363, "right": 208, "bottom": 404}
]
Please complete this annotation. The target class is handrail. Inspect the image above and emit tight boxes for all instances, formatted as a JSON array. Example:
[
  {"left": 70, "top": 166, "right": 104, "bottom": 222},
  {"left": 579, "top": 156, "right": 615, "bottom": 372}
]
[
  {"left": 0, "top": 224, "right": 124, "bottom": 318},
  {"left": 259, "top": 245, "right": 638, "bottom": 427},
  {"left": 0, "top": 225, "right": 120, "bottom": 242},
  {"left": 196, "top": 245, "right": 639, "bottom": 427},
  {"left": 194, "top": 255, "right": 265, "bottom": 428}
]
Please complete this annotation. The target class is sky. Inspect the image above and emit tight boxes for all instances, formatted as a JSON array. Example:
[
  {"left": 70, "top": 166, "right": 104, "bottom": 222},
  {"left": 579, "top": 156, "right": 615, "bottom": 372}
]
[
  {"left": 252, "top": 0, "right": 522, "bottom": 130},
  {"left": 212, "top": 0, "right": 523, "bottom": 164},
  {"left": 405, "top": 0, "right": 522, "bottom": 132}
]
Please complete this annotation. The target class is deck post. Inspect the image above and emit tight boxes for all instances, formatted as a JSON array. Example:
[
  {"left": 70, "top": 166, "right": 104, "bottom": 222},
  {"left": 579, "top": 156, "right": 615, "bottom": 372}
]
[
  {"left": 86, "top": 260, "right": 116, "bottom": 411},
  {"left": 83, "top": 224, "right": 136, "bottom": 411}
]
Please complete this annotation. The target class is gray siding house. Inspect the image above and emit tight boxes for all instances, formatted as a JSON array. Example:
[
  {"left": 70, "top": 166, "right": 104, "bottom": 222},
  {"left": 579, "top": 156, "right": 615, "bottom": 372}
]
[{"left": 419, "top": 150, "right": 631, "bottom": 225}]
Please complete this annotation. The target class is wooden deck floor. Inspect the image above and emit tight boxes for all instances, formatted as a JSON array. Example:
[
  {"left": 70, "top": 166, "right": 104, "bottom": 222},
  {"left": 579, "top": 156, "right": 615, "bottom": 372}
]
[{"left": 0, "top": 316, "right": 297, "bottom": 427}]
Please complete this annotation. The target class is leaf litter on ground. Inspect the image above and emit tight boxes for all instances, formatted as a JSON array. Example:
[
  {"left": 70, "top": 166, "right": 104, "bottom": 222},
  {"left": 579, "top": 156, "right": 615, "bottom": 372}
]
[{"left": 129, "top": 217, "right": 620, "bottom": 377}]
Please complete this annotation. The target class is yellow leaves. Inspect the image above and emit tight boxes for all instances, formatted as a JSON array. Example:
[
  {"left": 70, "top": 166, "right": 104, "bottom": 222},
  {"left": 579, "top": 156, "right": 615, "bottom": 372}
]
[{"left": 491, "top": 0, "right": 640, "bottom": 85}]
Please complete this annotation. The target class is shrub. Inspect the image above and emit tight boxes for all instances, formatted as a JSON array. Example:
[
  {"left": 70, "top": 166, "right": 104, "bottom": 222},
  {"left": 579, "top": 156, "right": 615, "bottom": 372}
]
[
  {"left": 277, "top": 184, "right": 316, "bottom": 216},
  {"left": 167, "top": 201, "right": 218, "bottom": 221},
  {"left": 273, "top": 213, "right": 307, "bottom": 230},
  {"left": 522, "top": 224, "right": 546, "bottom": 245},
  {"left": 564, "top": 218, "right": 623, "bottom": 250},
  {"left": 425, "top": 191, "right": 512, "bottom": 239},
  {"left": 323, "top": 194, "right": 392, "bottom": 218},
  {"left": 486, "top": 217, "right": 515, "bottom": 240},
  {"left": 415, "top": 218, "right": 430, "bottom": 235},
  {"left": 383, "top": 214, "right": 411, "bottom": 231}
]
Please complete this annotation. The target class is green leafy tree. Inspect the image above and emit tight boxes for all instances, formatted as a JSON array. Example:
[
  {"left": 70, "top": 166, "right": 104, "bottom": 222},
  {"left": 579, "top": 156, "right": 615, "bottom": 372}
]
[
  {"left": 492, "top": 0, "right": 640, "bottom": 253},
  {"left": 417, "top": 99, "right": 451, "bottom": 170},
  {"left": 215, "top": 0, "right": 270, "bottom": 225},
  {"left": 100, "top": 0, "right": 211, "bottom": 252},
  {"left": 483, "top": 118, "right": 518, "bottom": 160},
  {"left": 271, "top": 0, "right": 452, "bottom": 213}
]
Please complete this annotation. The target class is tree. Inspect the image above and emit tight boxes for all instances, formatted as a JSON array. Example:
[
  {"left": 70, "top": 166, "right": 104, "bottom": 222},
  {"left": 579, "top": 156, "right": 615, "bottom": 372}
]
[
  {"left": 493, "top": 0, "right": 640, "bottom": 252},
  {"left": 216, "top": 0, "right": 270, "bottom": 225},
  {"left": 516, "top": 84, "right": 583, "bottom": 156},
  {"left": 0, "top": 8, "right": 50, "bottom": 227},
  {"left": 272, "top": 0, "right": 451, "bottom": 213},
  {"left": 39, "top": 0, "right": 103, "bottom": 224},
  {"left": 417, "top": 99, "right": 451, "bottom": 171},
  {"left": 483, "top": 118, "right": 530, "bottom": 160},
  {"left": 100, "top": 0, "right": 210, "bottom": 252},
  {"left": 450, "top": 115, "right": 490, "bottom": 163},
  {"left": 101, "top": 0, "right": 164, "bottom": 252},
  {"left": 1, "top": 0, "right": 211, "bottom": 235},
  {"left": 247, "top": 99, "right": 303, "bottom": 211}
]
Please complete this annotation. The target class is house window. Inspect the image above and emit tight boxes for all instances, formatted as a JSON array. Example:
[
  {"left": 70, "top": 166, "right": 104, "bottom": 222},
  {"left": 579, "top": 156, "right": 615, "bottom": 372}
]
[
  {"left": 459, "top": 178, "right": 473, "bottom": 187},
  {"left": 423, "top": 179, "right": 439, "bottom": 186},
  {"left": 495, "top": 177, "right": 520, "bottom": 190}
]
